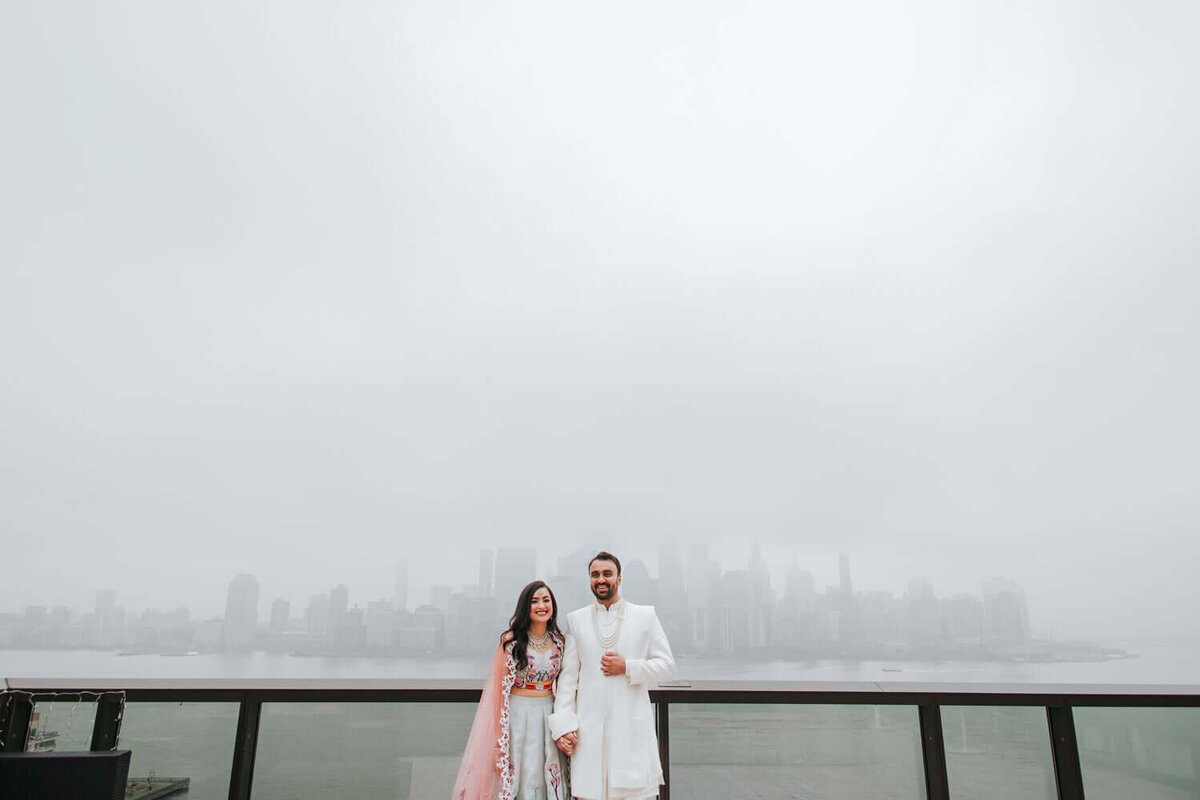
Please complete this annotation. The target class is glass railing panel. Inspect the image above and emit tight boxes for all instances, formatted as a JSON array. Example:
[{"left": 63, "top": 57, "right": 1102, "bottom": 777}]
[
  {"left": 1075, "top": 707, "right": 1200, "bottom": 800},
  {"left": 119, "top": 701, "right": 240, "bottom": 800},
  {"left": 253, "top": 702, "right": 475, "bottom": 800},
  {"left": 26, "top": 698, "right": 96, "bottom": 752},
  {"left": 670, "top": 703, "right": 924, "bottom": 800},
  {"left": 940, "top": 705, "right": 1055, "bottom": 800}
]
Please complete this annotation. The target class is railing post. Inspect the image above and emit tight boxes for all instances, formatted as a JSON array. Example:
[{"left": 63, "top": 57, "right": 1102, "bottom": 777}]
[
  {"left": 918, "top": 704, "right": 950, "bottom": 800},
  {"left": 0, "top": 692, "right": 33, "bottom": 753},
  {"left": 228, "top": 699, "right": 262, "bottom": 800},
  {"left": 90, "top": 692, "right": 124, "bottom": 751},
  {"left": 1047, "top": 706, "right": 1086, "bottom": 800},
  {"left": 656, "top": 699, "right": 670, "bottom": 800}
]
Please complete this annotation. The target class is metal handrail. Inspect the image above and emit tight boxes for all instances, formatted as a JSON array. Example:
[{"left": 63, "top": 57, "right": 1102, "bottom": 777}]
[
  {"left": 7, "top": 676, "right": 1200, "bottom": 703},
  {"left": 5, "top": 678, "right": 1199, "bottom": 800}
]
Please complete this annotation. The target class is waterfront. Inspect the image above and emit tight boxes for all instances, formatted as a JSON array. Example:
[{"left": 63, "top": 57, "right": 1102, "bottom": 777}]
[
  {"left": 4, "top": 642, "right": 1199, "bottom": 684},
  {"left": 7, "top": 645, "right": 1199, "bottom": 800}
]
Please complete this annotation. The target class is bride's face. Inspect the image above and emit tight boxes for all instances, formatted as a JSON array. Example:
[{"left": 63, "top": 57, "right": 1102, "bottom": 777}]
[{"left": 530, "top": 587, "right": 554, "bottom": 623}]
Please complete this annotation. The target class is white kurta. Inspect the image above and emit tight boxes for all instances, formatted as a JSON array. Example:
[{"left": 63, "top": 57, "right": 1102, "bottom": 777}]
[{"left": 548, "top": 600, "right": 676, "bottom": 800}]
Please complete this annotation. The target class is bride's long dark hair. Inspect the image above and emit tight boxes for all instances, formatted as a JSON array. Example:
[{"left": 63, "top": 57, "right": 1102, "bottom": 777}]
[{"left": 502, "top": 580, "right": 564, "bottom": 667}]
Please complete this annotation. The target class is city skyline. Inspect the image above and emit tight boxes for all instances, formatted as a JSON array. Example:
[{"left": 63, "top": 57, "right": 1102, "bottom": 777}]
[
  {"left": 2, "top": 533, "right": 1187, "bottom": 644},
  {"left": 0, "top": 544, "right": 1150, "bottom": 660}
]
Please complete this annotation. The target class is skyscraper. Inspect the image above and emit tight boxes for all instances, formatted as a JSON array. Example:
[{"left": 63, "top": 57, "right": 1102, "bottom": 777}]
[
  {"left": 686, "top": 543, "right": 720, "bottom": 652},
  {"left": 222, "top": 574, "right": 259, "bottom": 650},
  {"left": 493, "top": 547, "right": 537, "bottom": 620},
  {"left": 394, "top": 560, "right": 409, "bottom": 612},
  {"left": 904, "top": 578, "right": 940, "bottom": 650},
  {"left": 656, "top": 539, "right": 690, "bottom": 650},
  {"left": 95, "top": 590, "right": 116, "bottom": 613},
  {"left": 328, "top": 584, "right": 349, "bottom": 633},
  {"left": 983, "top": 578, "right": 1030, "bottom": 647},
  {"left": 478, "top": 549, "right": 495, "bottom": 599},
  {"left": 366, "top": 600, "right": 396, "bottom": 650},
  {"left": 305, "top": 593, "right": 329, "bottom": 635},
  {"left": 268, "top": 598, "right": 290, "bottom": 635},
  {"left": 747, "top": 545, "right": 773, "bottom": 647},
  {"left": 836, "top": 551, "right": 859, "bottom": 648},
  {"left": 89, "top": 589, "right": 122, "bottom": 648}
]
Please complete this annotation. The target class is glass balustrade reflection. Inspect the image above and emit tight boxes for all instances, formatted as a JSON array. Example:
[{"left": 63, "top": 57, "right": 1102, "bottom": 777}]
[
  {"left": 26, "top": 698, "right": 96, "bottom": 752},
  {"left": 670, "top": 703, "right": 924, "bottom": 800},
  {"left": 1076, "top": 707, "right": 1200, "bottom": 800},
  {"left": 253, "top": 702, "right": 474, "bottom": 800},
  {"left": 119, "top": 702, "right": 240, "bottom": 800},
  {"left": 940, "top": 706, "right": 1055, "bottom": 800}
]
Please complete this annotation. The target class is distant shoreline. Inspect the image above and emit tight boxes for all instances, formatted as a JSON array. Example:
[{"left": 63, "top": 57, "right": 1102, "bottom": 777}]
[{"left": 1, "top": 642, "right": 1138, "bottom": 665}]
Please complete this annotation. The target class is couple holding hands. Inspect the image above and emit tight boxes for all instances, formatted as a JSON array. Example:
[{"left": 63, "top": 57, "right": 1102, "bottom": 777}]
[{"left": 452, "top": 551, "right": 676, "bottom": 800}]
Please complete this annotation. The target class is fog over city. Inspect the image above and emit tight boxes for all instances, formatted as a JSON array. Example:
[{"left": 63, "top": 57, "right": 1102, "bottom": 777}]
[{"left": 3, "top": 0, "right": 1199, "bottom": 655}]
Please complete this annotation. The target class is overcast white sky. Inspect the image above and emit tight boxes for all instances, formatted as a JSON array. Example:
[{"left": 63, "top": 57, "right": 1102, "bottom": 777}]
[{"left": 2, "top": 0, "right": 1198, "bottom": 642}]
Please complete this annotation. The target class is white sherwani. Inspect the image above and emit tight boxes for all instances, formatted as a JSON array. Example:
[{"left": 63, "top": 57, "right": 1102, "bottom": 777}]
[{"left": 548, "top": 600, "right": 676, "bottom": 800}]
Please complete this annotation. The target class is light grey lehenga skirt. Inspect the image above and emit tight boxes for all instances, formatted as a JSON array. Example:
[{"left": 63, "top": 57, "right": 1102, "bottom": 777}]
[{"left": 508, "top": 694, "right": 570, "bottom": 800}]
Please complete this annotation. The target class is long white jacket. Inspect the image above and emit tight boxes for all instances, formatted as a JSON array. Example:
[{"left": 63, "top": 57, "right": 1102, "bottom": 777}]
[{"left": 548, "top": 601, "right": 676, "bottom": 799}]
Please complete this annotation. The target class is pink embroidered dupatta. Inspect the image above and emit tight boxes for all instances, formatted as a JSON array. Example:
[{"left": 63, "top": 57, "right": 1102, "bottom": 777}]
[{"left": 451, "top": 644, "right": 510, "bottom": 800}]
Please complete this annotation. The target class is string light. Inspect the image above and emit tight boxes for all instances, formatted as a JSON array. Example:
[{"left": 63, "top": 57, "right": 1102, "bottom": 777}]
[{"left": 0, "top": 689, "right": 126, "bottom": 752}]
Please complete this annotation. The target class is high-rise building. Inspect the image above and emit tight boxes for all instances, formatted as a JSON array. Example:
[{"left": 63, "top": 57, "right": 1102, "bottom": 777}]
[
  {"left": 836, "top": 552, "right": 860, "bottom": 648},
  {"left": 366, "top": 600, "right": 396, "bottom": 650},
  {"left": 858, "top": 590, "right": 901, "bottom": 652},
  {"left": 222, "top": 574, "right": 259, "bottom": 650},
  {"left": 328, "top": 584, "right": 349, "bottom": 633},
  {"left": 431, "top": 585, "right": 452, "bottom": 610},
  {"left": 838, "top": 552, "right": 854, "bottom": 597},
  {"left": 717, "top": 570, "right": 752, "bottom": 655},
  {"left": 478, "top": 550, "right": 495, "bottom": 599},
  {"left": 686, "top": 543, "right": 721, "bottom": 652},
  {"left": 983, "top": 578, "right": 1030, "bottom": 648},
  {"left": 89, "top": 590, "right": 122, "bottom": 648},
  {"left": 268, "top": 598, "right": 290, "bottom": 635},
  {"left": 401, "top": 605, "right": 445, "bottom": 652},
  {"left": 394, "top": 560, "right": 409, "bottom": 613},
  {"left": 624, "top": 559, "right": 654, "bottom": 602},
  {"left": 747, "top": 546, "right": 773, "bottom": 648},
  {"left": 335, "top": 605, "right": 367, "bottom": 650},
  {"left": 95, "top": 590, "right": 116, "bottom": 613},
  {"left": 904, "top": 578, "right": 940, "bottom": 650},
  {"left": 944, "top": 593, "right": 984, "bottom": 644},
  {"left": 775, "top": 561, "right": 820, "bottom": 651},
  {"left": 656, "top": 539, "right": 690, "bottom": 651},
  {"left": 493, "top": 547, "right": 537, "bottom": 620},
  {"left": 305, "top": 593, "right": 329, "bottom": 635},
  {"left": 550, "top": 545, "right": 599, "bottom": 616},
  {"left": 657, "top": 540, "right": 686, "bottom": 599},
  {"left": 784, "top": 564, "right": 816, "bottom": 600}
]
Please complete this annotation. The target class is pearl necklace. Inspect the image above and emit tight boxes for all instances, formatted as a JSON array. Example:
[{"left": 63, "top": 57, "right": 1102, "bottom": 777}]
[{"left": 592, "top": 599, "right": 626, "bottom": 650}]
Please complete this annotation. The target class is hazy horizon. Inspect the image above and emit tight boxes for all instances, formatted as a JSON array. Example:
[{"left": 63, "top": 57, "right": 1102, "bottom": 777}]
[{"left": 4, "top": 1, "right": 1199, "bottom": 648}]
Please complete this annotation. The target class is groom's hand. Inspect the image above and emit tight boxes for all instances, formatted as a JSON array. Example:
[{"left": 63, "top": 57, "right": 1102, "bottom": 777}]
[
  {"left": 555, "top": 732, "right": 577, "bottom": 755},
  {"left": 601, "top": 651, "right": 626, "bottom": 676}
]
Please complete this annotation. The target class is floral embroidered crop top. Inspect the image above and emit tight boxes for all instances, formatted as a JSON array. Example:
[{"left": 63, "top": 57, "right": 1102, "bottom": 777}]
[{"left": 514, "top": 639, "right": 563, "bottom": 690}]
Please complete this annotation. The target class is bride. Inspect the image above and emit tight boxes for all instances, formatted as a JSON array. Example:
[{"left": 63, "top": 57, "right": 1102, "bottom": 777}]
[{"left": 452, "top": 580, "right": 571, "bottom": 800}]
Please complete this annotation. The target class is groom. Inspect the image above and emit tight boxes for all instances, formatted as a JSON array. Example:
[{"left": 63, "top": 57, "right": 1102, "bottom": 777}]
[{"left": 548, "top": 551, "right": 676, "bottom": 800}]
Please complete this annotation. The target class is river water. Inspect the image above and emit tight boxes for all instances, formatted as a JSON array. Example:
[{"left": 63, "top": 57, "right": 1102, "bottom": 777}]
[{"left": 4, "top": 642, "right": 1199, "bottom": 683}]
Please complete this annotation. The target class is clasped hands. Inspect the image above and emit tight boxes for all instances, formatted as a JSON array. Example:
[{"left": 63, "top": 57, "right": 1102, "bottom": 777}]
[{"left": 555, "top": 730, "right": 578, "bottom": 755}]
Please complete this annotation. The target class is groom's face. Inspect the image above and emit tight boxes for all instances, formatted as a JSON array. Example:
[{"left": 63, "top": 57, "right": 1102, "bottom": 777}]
[{"left": 589, "top": 559, "right": 621, "bottom": 601}]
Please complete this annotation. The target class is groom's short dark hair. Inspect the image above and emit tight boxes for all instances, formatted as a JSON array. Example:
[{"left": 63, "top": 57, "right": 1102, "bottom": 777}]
[{"left": 588, "top": 551, "right": 622, "bottom": 575}]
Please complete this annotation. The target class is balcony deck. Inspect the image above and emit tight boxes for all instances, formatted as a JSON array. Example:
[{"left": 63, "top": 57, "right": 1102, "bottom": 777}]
[{"left": 3, "top": 677, "right": 1199, "bottom": 800}]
